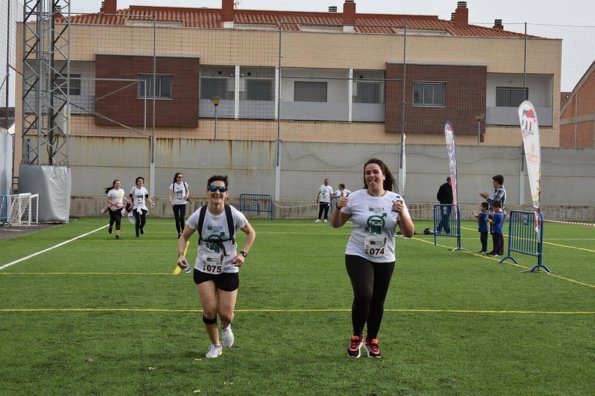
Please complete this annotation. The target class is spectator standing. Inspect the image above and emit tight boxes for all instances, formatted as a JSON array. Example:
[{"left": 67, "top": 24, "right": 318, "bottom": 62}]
[
  {"left": 315, "top": 178, "right": 334, "bottom": 223},
  {"left": 436, "top": 177, "right": 453, "bottom": 234},
  {"left": 488, "top": 201, "right": 505, "bottom": 256},
  {"left": 479, "top": 175, "right": 506, "bottom": 212},
  {"left": 480, "top": 174, "right": 507, "bottom": 253},
  {"left": 473, "top": 202, "right": 490, "bottom": 253},
  {"left": 334, "top": 183, "right": 351, "bottom": 198}
]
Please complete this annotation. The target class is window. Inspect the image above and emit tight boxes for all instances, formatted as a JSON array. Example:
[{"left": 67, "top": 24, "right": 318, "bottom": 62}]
[
  {"left": 496, "top": 87, "right": 528, "bottom": 107},
  {"left": 54, "top": 74, "right": 81, "bottom": 96},
  {"left": 138, "top": 74, "right": 173, "bottom": 99},
  {"left": 200, "top": 77, "right": 234, "bottom": 100},
  {"left": 246, "top": 79, "right": 274, "bottom": 101},
  {"left": 353, "top": 81, "right": 382, "bottom": 104},
  {"left": 413, "top": 82, "right": 445, "bottom": 106},
  {"left": 294, "top": 81, "right": 327, "bottom": 102}
]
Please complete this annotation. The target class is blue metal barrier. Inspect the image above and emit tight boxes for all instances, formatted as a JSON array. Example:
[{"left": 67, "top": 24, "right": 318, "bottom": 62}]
[
  {"left": 239, "top": 194, "right": 273, "bottom": 220},
  {"left": 433, "top": 204, "right": 463, "bottom": 250},
  {"left": 499, "top": 210, "right": 549, "bottom": 273}
]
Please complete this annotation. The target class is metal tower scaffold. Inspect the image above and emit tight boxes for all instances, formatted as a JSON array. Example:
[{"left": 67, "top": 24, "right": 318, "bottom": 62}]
[{"left": 21, "top": 0, "right": 70, "bottom": 166}]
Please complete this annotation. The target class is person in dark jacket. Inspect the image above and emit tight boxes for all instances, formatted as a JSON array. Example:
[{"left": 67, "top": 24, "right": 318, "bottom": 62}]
[{"left": 436, "top": 177, "right": 453, "bottom": 234}]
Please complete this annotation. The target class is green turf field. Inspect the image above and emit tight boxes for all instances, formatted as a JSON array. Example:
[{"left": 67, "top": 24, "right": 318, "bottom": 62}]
[{"left": 1, "top": 217, "right": 594, "bottom": 395}]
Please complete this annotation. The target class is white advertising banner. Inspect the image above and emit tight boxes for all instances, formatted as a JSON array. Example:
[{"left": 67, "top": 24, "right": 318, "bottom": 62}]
[
  {"left": 518, "top": 100, "right": 542, "bottom": 232},
  {"left": 444, "top": 122, "right": 458, "bottom": 218}
]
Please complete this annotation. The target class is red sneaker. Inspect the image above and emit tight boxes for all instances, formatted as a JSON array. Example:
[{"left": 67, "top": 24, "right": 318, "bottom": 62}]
[
  {"left": 347, "top": 335, "right": 363, "bottom": 358},
  {"left": 364, "top": 338, "right": 381, "bottom": 358}
]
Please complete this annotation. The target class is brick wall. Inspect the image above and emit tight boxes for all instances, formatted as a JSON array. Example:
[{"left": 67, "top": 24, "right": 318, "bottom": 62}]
[
  {"left": 385, "top": 63, "right": 486, "bottom": 135},
  {"left": 560, "top": 69, "right": 595, "bottom": 148},
  {"left": 95, "top": 55, "right": 200, "bottom": 128}
]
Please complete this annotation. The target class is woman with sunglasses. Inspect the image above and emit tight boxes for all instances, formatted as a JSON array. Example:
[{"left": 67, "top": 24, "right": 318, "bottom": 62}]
[
  {"left": 177, "top": 175, "right": 256, "bottom": 359},
  {"left": 169, "top": 172, "right": 190, "bottom": 238},
  {"left": 331, "top": 158, "right": 414, "bottom": 359}
]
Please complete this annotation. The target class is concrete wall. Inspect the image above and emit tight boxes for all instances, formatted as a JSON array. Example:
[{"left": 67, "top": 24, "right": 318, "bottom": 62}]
[{"left": 67, "top": 138, "right": 595, "bottom": 221}]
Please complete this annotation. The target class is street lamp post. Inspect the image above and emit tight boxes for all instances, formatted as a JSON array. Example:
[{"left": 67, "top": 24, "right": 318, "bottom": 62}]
[
  {"left": 210, "top": 97, "right": 221, "bottom": 139},
  {"left": 475, "top": 112, "right": 485, "bottom": 145}
]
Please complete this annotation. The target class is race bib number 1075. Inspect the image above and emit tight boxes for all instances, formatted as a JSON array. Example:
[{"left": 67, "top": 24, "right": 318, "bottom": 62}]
[{"left": 201, "top": 252, "right": 224, "bottom": 274}]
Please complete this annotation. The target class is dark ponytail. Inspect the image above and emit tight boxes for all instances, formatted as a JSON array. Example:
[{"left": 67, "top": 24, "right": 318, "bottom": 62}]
[{"left": 105, "top": 179, "right": 119, "bottom": 195}]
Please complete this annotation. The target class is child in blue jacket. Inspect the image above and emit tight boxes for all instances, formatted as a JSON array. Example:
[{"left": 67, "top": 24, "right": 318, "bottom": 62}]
[
  {"left": 488, "top": 201, "right": 505, "bottom": 256},
  {"left": 473, "top": 202, "right": 490, "bottom": 253}
]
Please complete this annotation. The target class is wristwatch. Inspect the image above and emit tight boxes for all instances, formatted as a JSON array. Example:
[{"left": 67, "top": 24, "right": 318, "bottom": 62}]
[{"left": 240, "top": 250, "right": 248, "bottom": 258}]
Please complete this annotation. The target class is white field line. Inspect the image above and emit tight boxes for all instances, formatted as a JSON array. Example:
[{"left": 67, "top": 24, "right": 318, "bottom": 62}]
[{"left": 0, "top": 225, "right": 107, "bottom": 270}]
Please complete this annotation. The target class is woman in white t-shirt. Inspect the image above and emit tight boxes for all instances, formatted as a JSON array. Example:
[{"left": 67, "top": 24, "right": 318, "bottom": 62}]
[
  {"left": 129, "top": 176, "right": 152, "bottom": 238},
  {"left": 177, "top": 175, "right": 256, "bottom": 359},
  {"left": 105, "top": 179, "right": 128, "bottom": 240},
  {"left": 332, "top": 158, "right": 414, "bottom": 359},
  {"left": 334, "top": 183, "right": 351, "bottom": 198},
  {"left": 169, "top": 172, "right": 190, "bottom": 238}
]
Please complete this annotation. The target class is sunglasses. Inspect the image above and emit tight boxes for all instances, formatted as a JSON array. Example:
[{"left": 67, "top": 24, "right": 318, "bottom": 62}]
[{"left": 207, "top": 185, "right": 227, "bottom": 193}]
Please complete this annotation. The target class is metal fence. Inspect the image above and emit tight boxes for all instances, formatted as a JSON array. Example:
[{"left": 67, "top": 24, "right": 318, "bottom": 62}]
[
  {"left": 3, "top": 5, "right": 595, "bottom": 215},
  {"left": 500, "top": 210, "right": 549, "bottom": 273}
]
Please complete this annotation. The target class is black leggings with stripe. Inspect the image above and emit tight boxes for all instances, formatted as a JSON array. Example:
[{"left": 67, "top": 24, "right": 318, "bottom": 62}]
[{"left": 345, "top": 254, "right": 395, "bottom": 340}]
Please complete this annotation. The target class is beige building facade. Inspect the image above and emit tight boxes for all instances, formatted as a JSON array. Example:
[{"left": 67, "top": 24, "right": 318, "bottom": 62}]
[{"left": 13, "top": 0, "right": 575, "bottom": 214}]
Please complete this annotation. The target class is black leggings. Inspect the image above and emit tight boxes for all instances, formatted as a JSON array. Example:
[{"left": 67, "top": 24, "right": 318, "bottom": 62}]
[
  {"left": 172, "top": 204, "right": 186, "bottom": 234},
  {"left": 133, "top": 209, "right": 148, "bottom": 235},
  {"left": 108, "top": 208, "right": 122, "bottom": 230},
  {"left": 345, "top": 255, "right": 395, "bottom": 340}
]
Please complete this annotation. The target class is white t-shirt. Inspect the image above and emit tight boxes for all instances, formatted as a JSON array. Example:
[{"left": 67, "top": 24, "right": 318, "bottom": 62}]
[
  {"left": 107, "top": 188, "right": 125, "bottom": 210},
  {"left": 169, "top": 182, "right": 189, "bottom": 205},
  {"left": 318, "top": 185, "right": 333, "bottom": 203},
  {"left": 186, "top": 205, "right": 248, "bottom": 274},
  {"left": 334, "top": 188, "right": 351, "bottom": 197},
  {"left": 341, "top": 189, "right": 404, "bottom": 263},
  {"left": 130, "top": 186, "right": 149, "bottom": 211}
]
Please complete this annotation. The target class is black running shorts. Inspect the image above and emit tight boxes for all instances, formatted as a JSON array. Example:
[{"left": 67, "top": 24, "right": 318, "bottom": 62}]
[{"left": 193, "top": 270, "right": 239, "bottom": 292}]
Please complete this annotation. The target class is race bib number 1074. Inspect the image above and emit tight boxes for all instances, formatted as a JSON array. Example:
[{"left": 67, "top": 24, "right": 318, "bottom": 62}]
[{"left": 364, "top": 235, "right": 387, "bottom": 257}]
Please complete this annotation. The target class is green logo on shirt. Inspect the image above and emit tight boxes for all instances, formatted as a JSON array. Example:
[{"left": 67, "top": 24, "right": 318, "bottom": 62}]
[{"left": 366, "top": 214, "right": 386, "bottom": 234}]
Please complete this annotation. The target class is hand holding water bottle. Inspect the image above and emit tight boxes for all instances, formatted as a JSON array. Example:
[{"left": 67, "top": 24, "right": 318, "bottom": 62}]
[
  {"left": 392, "top": 194, "right": 403, "bottom": 213},
  {"left": 177, "top": 253, "right": 192, "bottom": 273}
]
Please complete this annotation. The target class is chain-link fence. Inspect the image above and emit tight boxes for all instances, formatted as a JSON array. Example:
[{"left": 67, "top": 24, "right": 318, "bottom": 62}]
[
  {"left": 45, "top": 13, "right": 593, "bottom": 143},
  {"left": 5, "top": 6, "right": 595, "bottom": 216}
]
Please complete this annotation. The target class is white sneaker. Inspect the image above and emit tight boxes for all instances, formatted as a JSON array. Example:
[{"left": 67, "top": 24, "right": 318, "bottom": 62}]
[
  {"left": 323, "top": 219, "right": 327, "bottom": 223},
  {"left": 205, "top": 343, "right": 222, "bottom": 358},
  {"left": 314, "top": 219, "right": 321, "bottom": 223},
  {"left": 222, "top": 325, "right": 234, "bottom": 348}
]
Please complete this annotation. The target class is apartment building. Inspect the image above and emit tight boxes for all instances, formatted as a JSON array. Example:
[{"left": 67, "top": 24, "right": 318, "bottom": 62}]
[{"left": 17, "top": 0, "right": 561, "bottom": 147}]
